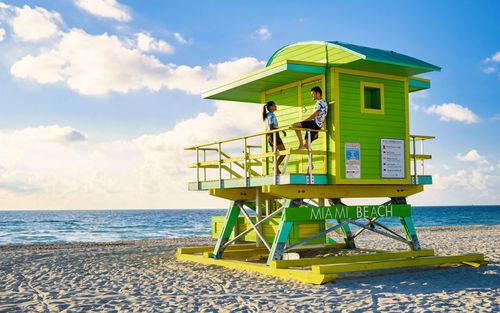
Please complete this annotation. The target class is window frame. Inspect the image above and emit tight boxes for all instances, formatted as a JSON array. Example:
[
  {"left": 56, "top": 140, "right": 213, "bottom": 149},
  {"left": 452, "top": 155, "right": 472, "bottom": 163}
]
[{"left": 360, "top": 81, "right": 385, "bottom": 115}]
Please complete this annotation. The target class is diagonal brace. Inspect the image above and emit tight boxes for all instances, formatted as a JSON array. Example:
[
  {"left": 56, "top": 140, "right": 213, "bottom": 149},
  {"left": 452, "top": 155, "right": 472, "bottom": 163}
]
[
  {"left": 236, "top": 202, "right": 272, "bottom": 251},
  {"left": 222, "top": 205, "right": 284, "bottom": 249}
]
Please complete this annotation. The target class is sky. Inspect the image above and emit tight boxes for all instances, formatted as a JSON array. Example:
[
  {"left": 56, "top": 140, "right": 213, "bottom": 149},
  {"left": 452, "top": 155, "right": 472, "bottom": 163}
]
[{"left": 0, "top": 0, "right": 499, "bottom": 209}]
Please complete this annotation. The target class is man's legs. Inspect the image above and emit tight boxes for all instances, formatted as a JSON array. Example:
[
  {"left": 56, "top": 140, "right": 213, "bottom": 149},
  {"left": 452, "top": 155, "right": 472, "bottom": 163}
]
[{"left": 292, "top": 122, "right": 304, "bottom": 149}]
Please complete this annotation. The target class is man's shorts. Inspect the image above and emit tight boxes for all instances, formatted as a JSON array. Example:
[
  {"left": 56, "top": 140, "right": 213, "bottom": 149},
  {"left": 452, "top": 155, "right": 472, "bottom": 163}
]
[
  {"left": 300, "top": 120, "right": 321, "bottom": 143},
  {"left": 267, "top": 133, "right": 284, "bottom": 148}
]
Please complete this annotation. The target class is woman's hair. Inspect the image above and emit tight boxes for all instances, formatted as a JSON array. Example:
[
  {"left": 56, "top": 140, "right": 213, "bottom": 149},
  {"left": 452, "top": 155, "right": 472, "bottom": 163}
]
[{"left": 262, "top": 101, "right": 275, "bottom": 121}]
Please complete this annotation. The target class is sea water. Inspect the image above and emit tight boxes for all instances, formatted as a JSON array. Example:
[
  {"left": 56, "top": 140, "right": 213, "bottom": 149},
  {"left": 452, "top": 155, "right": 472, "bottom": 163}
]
[{"left": 0, "top": 206, "right": 499, "bottom": 245}]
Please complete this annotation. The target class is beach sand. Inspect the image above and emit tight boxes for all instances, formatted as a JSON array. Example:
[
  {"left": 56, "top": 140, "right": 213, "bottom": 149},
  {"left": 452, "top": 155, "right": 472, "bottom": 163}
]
[{"left": 0, "top": 225, "right": 499, "bottom": 313}]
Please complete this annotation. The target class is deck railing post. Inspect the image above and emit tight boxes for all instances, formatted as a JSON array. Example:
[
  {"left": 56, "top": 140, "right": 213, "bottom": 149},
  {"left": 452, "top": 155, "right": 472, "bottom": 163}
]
[
  {"left": 421, "top": 139, "right": 425, "bottom": 175},
  {"left": 218, "top": 143, "right": 222, "bottom": 188},
  {"left": 196, "top": 147, "right": 199, "bottom": 189},
  {"left": 203, "top": 149, "right": 207, "bottom": 181},
  {"left": 412, "top": 136, "right": 417, "bottom": 184},
  {"left": 273, "top": 131, "right": 277, "bottom": 184},
  {"left": 244, "top": 137, "right": 248, "bottom": 187}
]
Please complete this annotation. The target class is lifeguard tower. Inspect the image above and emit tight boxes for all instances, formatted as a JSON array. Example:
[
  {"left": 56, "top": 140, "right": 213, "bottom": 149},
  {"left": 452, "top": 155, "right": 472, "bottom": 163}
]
[{"left": 177, "top": 41, "right": 486, "bottom": 284}]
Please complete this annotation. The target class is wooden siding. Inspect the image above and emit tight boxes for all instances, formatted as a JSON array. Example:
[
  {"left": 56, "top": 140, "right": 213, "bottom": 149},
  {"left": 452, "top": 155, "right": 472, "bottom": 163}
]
[{"left": 338, "top": 73, "right": 406, "bottom": 180}]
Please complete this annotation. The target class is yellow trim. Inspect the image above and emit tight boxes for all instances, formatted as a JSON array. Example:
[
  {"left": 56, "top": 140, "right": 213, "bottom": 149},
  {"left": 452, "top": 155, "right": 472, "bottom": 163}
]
[
  {"left": 333, "top": 68, "right": 341, "bottom": 184},
  {"left": 271, "top": 250, "right": 435, "bottom": 269},
  {"left": 264, "top": 80, "right": 299, "bottom": 96},
  {"left": 312, "top": 254, "right": 485, "bottom": 274},
  {"left": 301, "top": 74, "right": 324, "bottom": 85},
  {"left": 360, "top": 81, "right": 385, "bottom": 115},
  {"left": 408, "top": 76, "right": 430, "bottom": 83},
  {"left": 176, "top": 252, "right": 337, "bottom": 285}
]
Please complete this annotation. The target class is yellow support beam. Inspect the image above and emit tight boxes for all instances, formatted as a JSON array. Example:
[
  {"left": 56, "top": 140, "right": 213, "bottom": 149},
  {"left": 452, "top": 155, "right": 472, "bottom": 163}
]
[
  {"left": 410, "top": 154, "right": 432, "bottom": 160},
  {"left": 209, "top": 188, "right": 280, "bottom": 200},
  {"left": 312, "top": 253, "right": 485, "bottom": 274},
  {"left": 177, "top": 252, "right": 337, "bottom": 285},
  {"left": 263, "top": 184, "right": 424, "bottom": 199},
  {"left": 271, "top": 249, "right": 435, "bottom": 269}
]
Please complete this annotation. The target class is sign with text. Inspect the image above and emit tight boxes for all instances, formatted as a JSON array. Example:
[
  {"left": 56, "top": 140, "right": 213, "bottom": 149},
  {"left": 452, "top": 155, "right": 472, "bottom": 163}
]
[
  {"left": 345, "top": 142, "right": 360, "bottom": 179},
  {"left": 284, "top": 204, "right": 411, "bottom": 221},
  {"left": 380, "top": 138, "right": 405, "bottom": 179}
]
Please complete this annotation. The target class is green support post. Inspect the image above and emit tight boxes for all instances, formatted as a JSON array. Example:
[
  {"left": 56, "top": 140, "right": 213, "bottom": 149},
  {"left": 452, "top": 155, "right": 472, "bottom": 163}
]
[
  {"left": 400, "top": 216, "right": 421, "bottom": 250},
  {"left": 266, "top": 199, "right": 300, "bottom": 265},
  {"left": 212, "top": 200, "right": 242, "bottom": 259}
]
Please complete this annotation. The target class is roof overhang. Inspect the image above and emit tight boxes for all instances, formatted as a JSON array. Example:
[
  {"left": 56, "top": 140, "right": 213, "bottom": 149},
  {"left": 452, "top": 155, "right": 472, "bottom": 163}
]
[
  {"left": 202, "top": 60, "right": 326, "bottom": 103},
  {"left": 408, "top": 77, "right": 431, "bottom": 92}
]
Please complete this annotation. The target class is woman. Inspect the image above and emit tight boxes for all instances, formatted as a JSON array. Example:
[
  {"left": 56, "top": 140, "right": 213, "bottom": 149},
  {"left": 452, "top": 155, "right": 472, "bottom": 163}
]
[{"left": 262, "top": 101, "right": 287, "bottom": 174}]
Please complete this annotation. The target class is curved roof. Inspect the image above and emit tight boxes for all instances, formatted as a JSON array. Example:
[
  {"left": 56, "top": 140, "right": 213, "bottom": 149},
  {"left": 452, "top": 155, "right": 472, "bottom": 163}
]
[{"left": 267, "top": 41, "right": 441, "bottom": 76}]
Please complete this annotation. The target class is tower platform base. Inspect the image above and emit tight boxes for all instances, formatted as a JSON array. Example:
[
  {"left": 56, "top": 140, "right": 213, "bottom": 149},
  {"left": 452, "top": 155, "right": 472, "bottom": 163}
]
[{"left": 176, "top": 244, "right": 487, "bottom": 285}]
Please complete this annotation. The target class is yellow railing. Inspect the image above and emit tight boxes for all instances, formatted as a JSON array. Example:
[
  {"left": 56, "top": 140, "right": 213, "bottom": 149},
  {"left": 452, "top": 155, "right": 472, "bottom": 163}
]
[
  {"left": 409, "top": 135, "right": 435, "bottom": 183},
  {"left": 185, "top": 127, "right": 328, "bottom": 187}
]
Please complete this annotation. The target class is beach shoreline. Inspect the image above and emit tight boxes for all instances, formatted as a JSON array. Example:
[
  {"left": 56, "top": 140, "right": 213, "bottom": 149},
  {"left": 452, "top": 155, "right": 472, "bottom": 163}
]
[{"left": 1, "top": 225, "right": 499, "bottom": 312}]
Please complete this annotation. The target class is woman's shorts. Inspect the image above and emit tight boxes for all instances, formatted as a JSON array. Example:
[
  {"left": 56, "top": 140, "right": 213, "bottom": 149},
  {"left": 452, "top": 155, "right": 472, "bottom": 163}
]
[
  {"left": 300, "top": 120, "right": 321, "bottom": 142},
  {"left": 267, "top": 133, "right": 284, "bottom": 147}
]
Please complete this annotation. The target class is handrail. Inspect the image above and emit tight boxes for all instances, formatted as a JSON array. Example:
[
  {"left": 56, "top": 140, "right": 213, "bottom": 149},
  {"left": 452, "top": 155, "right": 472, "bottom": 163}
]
[
  {"left": 184, "top": 126, "right": 327, "bottom": 150},
  {"left": 410, "top": 135, "right": 435, "bottom": 141},
  {"left": 409, "top": 134, "right": 435, "bottom": 183}
]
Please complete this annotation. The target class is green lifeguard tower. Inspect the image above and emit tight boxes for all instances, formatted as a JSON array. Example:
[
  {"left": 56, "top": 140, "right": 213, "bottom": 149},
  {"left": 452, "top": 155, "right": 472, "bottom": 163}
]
[{"left": 177, "top": 41, "right": 486, "bottom": 284}]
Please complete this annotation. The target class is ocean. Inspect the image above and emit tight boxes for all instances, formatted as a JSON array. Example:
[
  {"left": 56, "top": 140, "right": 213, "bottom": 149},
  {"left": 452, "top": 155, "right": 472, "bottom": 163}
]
[{"left": 0, "top": 206, "right": 499, "bottom": 245}]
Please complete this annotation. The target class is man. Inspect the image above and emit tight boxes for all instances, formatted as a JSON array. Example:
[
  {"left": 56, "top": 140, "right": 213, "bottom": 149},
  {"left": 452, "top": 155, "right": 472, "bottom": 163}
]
[{"left": 292, "top": 86, "right": 328, "bottom": 150}]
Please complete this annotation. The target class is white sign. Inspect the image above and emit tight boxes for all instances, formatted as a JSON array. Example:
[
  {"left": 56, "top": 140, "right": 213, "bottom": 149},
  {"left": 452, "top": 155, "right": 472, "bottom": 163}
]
[
  {"left": 345, "top": 143, "right": 360, "bottom": 179},
  {"left": 380, "top": 138, "right": 405, "bottom": 179}
]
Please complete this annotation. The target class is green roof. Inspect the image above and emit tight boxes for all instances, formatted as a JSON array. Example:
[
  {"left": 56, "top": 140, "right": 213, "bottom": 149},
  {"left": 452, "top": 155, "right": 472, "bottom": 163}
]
[
  {"left": 267, "top": 41, "right": 441, "bottom": 76},
  {"left": 202, "top": 41, "right": 440, "bottom": 103}
]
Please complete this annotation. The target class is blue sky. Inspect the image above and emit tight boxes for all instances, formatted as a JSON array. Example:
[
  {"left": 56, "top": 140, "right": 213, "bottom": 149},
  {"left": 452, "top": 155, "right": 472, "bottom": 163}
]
[{"left": 0, "top": 0, "right": 499, "bottom": 209}]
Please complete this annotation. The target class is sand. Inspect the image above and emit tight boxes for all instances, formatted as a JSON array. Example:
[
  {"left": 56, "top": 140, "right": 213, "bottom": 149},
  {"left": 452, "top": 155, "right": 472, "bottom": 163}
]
[{"left": 0, "top": 225, "right": 499, "bottom": 313}]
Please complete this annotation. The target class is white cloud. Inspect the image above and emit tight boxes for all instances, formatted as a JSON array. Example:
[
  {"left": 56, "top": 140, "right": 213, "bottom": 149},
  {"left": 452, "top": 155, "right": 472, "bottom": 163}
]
[
  {"left": 9, "top": 5, "right": 62, "bottom": 41},
  {"left": 0, "top": 27, "right": 4, "bottom": 41},
  {"left": 11, "top": 125, "right": 87, "bottom": 145},
  {"left": 252, "top": 26, "right": 271, "bottom": 40},
  {"left": 424, "top": 103, "right": 480, "bottom": 124},
  {"left": 483, "top": 67, "right": 497, "bottom": 74},
  {"left": 75, "top": 0, "right": 130, "bottom": 22},
  {"left": 11, "top": 28, "right": 265, "bottom": 95},
  {"left": 136, "top": 32, "right": 173, "bottom": 54},
  {"left": 456, "top": 149, "right": 489, "bottom": 164},
  {"left": 485, "top": 52, "right": 500, "bottom": 63},
  {"left": 173, "top": 32, "right": 189, "bottom": 44}
]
